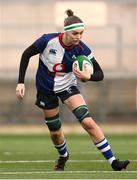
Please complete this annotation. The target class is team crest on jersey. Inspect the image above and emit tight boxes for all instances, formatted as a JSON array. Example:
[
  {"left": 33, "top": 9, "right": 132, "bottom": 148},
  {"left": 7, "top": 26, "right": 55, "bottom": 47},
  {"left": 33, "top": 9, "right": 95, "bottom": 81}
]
[
  {"left": 53, "top": 63, "right": 65, "bottom": 72},
  {"left": 72, "top": 55, "right": 76, "bottom": 60},
  {"left": 49, "top": 49, "right": 57, "bottom": 55}
]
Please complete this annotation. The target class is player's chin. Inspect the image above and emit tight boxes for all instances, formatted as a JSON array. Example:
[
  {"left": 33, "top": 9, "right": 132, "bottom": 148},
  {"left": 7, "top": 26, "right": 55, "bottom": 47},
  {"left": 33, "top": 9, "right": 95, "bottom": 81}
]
[{"left": 73, "top": 41, "right": 80, "bottom": 45}]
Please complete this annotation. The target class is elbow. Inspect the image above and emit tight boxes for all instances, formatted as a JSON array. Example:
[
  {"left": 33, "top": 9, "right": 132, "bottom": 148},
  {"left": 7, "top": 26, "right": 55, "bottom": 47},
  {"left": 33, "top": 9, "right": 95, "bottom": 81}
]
[
  {"left": 96, "top": 71, "right": 104, "bottom": 81},
  {"left": 90, "top": 71, "right": 104, "bottom": 81},
  {"left": 100, "top": 71, "right": 104, "bottom": 81}
]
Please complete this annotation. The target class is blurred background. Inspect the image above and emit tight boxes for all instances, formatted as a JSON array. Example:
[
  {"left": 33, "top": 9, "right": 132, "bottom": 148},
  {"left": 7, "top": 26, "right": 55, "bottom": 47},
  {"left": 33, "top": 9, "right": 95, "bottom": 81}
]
[{"left": 0, "top": 0, "right": 136, "bottom": 132}]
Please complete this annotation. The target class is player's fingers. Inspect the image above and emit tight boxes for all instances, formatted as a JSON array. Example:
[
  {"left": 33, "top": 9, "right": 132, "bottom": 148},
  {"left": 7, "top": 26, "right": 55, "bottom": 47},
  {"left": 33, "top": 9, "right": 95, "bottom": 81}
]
[
  {"left": 16, "top": 88, "right": 24, "bottom": 99},
  {"left": 21, "top": 88, "right": 25, "bottom": 98},
  {"left": 74, "top": 72, "right": 81, "bottom": 78},
  {"left": 16, "top": 84, "right": 25, "bottom": 99},
  {"left": 16, "top": 90, "right": 22, "bottom": 99},
  {"left": 83, "top": 64, "right": 89, "bottom": 72},
  {"left": 73, "top": 68, "right": 81, "bottom": 75}
]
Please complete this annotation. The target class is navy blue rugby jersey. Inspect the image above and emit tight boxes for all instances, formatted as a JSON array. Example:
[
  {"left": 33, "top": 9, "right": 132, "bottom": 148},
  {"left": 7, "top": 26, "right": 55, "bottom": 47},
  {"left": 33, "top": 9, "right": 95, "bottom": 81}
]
[{"left": 34, "top": 33, "right": 94, "bottom": 93}]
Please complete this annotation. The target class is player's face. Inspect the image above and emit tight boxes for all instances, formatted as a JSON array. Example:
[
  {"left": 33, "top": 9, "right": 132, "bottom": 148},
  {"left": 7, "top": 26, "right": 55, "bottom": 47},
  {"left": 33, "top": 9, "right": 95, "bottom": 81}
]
[{"left": 64, "top": 29, "right": 84, "bottom": 46}]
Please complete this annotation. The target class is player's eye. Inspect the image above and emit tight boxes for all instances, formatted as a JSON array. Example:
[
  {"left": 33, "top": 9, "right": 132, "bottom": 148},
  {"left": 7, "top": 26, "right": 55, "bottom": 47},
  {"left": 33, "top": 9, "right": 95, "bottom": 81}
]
[
  {"left": 72, "top": 32, "right": 78, "bottom": 35},
  {"left": 72, "top": 31, "right": 83, "bottom": 36}
]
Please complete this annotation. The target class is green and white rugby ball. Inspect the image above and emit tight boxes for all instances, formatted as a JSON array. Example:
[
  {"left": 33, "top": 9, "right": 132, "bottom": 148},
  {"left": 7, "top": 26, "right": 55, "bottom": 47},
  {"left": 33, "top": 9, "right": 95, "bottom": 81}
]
[{"left": 72, "top": 55, "right": 93, "bottom": 75}]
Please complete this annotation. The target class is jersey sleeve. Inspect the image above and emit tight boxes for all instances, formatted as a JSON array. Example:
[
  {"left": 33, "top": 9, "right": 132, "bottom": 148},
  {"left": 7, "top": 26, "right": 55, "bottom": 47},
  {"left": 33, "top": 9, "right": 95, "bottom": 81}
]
[
  {"left": 18, "top": 43, "right": 40, "bottom": 83},
  {"left": 89, "top": 57, "right": 104, "bottom": 81},
  {"left": 79, "top": 41, "right": 94, "bottom": 60},
  {"left": 34, "top": 34, "right": 48, "bottom": 52}
]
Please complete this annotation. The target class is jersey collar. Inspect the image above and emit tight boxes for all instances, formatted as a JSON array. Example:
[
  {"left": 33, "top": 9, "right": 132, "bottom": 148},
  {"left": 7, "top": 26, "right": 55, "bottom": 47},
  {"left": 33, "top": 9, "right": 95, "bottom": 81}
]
[{"left": 59, "top": 33, "right": 74, "bottom": 49}]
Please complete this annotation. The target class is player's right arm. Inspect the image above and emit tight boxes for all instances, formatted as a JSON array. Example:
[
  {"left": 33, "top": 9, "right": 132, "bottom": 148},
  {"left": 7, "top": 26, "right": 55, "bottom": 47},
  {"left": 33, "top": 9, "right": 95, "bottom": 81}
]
[
  {"left": 16, "top": 33, "right": 56, "bottom": 99},
  {"left": 16, "top": 43, "right": 40, "bottom": 99}
]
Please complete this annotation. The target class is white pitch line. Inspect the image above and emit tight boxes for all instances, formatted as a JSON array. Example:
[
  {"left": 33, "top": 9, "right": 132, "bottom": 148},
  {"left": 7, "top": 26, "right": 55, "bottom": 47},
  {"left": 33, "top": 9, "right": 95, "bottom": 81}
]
[
  {"left": 0, "top": 171, "right": 137, "bottom": 175},
  {"left": 0, "top": 159, "right": 136, "bottom": 163},
  {"left": 3, "top": 151, "right": 137, "bottom": 155}
]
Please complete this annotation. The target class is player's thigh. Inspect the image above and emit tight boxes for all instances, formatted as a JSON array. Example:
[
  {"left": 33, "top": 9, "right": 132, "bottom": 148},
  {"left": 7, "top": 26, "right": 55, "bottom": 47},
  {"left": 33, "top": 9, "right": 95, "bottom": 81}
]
[
  {"left": 64, "top": 94, "right": 86, "bottom": 111},
  {"left": 35, "top": 91, "right": 59, "bottom": 117},
  {"left": 43, "top": 107, "right": 59, "bottom": 118}
]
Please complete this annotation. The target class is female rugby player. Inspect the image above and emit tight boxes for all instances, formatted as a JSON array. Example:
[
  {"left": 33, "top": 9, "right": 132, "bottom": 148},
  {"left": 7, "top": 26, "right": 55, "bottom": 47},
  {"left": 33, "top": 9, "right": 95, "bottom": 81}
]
[{"left": 16, "top": 9, "right": 129, "bottom": 171}]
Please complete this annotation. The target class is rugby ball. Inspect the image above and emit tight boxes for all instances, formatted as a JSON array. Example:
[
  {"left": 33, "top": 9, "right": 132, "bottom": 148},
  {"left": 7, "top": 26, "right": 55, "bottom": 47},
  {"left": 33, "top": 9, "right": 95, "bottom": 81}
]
[{"left": 72, "top": 55, "right": 93, "bottom": 75}]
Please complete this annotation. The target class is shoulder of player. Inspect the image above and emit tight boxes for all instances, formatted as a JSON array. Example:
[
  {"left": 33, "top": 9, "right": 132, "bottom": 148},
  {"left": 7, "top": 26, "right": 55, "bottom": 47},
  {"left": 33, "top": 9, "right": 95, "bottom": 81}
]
[
  {"left": 78, "top": 41, "right": 93, "bottom": 55},
  {"left": 34, "top": 32, "right": 61, "bottom": 52},
  {"left": 41, "top": 32, "right": 60, "bottom": 41},
  {"left": 79, "top": 41, "right": 91, "bottom": 49}
]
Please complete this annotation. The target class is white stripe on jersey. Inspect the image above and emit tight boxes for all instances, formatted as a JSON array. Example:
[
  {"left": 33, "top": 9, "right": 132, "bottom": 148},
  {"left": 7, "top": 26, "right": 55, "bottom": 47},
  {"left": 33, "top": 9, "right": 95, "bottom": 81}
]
[
  {"left": 54, "top": 72, "right": 77, "bottom": 93},
  {"left": 87, "top": 53, "right": 94, "bottom": 60}
]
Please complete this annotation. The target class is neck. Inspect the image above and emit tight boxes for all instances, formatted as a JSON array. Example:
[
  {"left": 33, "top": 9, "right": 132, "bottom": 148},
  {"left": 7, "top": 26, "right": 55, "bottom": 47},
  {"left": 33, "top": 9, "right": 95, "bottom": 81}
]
[{"left": 62, "top": 33, "right": 72, "bottom": 46}]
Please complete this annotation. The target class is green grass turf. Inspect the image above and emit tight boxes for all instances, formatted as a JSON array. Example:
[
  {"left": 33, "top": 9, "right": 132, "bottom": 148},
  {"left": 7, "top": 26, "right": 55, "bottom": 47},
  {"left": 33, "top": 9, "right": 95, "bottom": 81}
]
[{"left": 0, "top": 134, "right": 136, "bottom": 179}]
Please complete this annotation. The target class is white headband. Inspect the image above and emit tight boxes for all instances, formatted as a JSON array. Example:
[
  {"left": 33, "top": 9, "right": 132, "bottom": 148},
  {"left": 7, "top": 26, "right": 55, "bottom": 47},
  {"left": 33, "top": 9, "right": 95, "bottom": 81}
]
[{"left": 64, "top": 23, "right": 85, "bottom": 31}]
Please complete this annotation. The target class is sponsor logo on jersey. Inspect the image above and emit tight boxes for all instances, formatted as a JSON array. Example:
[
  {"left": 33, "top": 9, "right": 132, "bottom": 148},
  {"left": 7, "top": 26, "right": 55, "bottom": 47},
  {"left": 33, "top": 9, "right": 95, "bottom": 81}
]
[
  {"left": 49, "top": 49, "right": 57, "bottom": 55},
  {"left": 40, "top": 101, "right": 45, "bottom": 107},
  {"left": 72, "top": 55, "right": 76, "bottom": 60},
  {"left": 53, "top": 63, "right": 65, "bottom": 72},
  {"left": 67, "top": 87, "right": 73, "bottom": 94}
]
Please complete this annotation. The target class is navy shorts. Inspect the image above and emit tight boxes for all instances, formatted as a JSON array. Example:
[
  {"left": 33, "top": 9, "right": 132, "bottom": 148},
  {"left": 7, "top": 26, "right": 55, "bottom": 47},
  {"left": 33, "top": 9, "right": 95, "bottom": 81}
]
[{"left": 35, "top": 86, "right": 80, "bottom": 109}]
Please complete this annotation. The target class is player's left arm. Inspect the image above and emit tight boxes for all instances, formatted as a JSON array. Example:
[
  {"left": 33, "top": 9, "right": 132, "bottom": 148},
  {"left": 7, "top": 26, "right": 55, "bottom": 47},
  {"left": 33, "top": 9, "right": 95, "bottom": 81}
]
[
  {"left": 79, "top": 41, "right": 104, "bottom": 81},
  {"left": 89, "top": 57, "right": 104, "bottom": 81}
]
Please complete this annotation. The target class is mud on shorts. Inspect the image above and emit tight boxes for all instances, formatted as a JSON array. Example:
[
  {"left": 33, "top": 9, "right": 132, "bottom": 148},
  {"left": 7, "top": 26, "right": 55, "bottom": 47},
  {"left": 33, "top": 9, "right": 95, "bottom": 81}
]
[{"left": 35, "top": 86, "right": 80, "bottom": 109}]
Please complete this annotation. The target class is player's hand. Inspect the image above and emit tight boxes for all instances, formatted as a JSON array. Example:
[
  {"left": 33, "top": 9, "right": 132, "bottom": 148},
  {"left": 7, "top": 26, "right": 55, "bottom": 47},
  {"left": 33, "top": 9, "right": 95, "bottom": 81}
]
[
  {"left": 16, "top": 83, "right": 25, "bottom": 99},
  {"left": 73, "top": 64, "right": 91, "bottom": 81}
]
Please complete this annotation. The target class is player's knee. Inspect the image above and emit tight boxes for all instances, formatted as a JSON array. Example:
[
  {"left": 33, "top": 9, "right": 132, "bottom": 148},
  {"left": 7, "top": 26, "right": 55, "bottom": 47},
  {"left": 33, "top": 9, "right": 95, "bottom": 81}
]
[
  {"left": 45, "top": 113, "right": 61, "bottom": 131},
  {"left": 81, "top": 118, "right": 97, "bottom": 131},
  {"left": 73, "top": 105, "right": 91, "bottom": 123}
]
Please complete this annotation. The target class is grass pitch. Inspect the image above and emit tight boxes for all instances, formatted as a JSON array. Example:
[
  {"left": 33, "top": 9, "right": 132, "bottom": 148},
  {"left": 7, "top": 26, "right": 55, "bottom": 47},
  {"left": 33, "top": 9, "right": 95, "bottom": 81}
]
[{"left": 0, "top": 133, "right": 136, "bottom": 179}]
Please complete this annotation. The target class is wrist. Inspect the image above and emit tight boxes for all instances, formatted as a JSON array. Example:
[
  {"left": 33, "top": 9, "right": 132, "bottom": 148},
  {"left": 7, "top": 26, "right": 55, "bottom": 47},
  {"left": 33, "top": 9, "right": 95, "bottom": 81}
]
[{"left": 81, "top": 77, "right": 89, "bottom": 82}]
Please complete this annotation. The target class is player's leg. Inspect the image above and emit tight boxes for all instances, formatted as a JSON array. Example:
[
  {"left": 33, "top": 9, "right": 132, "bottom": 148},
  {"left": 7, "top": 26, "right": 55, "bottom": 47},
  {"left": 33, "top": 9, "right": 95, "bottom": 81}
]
[
  {"left": 43, "top": 108, "right": 69, "bottom": 171},
  {"left": 64, "top": 93, "right": 105, "bottom": 142},
  {"left": 35, "top": 91, "right": 69, "bottom": 171},
  {"left": 64, "top": 93, "right": 130, "bottom": 171}
]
